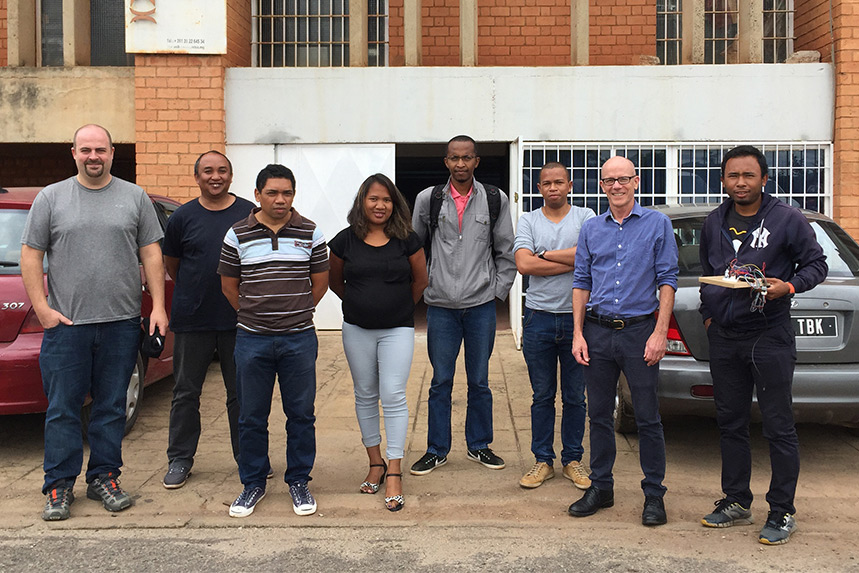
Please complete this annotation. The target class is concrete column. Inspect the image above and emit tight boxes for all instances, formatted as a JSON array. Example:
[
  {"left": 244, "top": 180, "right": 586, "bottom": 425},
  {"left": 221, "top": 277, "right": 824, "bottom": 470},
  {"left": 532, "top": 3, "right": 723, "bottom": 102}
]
[
  {"left": 571, "top": 0, "right": 588, "bottom": 65},
  {"left": 350, "top": 0, "right": 368, "bottom": 66},
  {"left": 460, "top": 0, "right": 477, "bottom": 66},
  {"left": 739, "top": 0, "right": 763, "bottom": 63},
  {"left": 404, "top": 0, "right": 422, "bottom": 65},
  {"left": 62, "top": 0, "right": 90, "bottom": 66},
  {"left": 690, "top": 0, "right": 704, "bottom": 63},
  {"left": 8, "top": 0, "right": 37, "bottom": 66}
]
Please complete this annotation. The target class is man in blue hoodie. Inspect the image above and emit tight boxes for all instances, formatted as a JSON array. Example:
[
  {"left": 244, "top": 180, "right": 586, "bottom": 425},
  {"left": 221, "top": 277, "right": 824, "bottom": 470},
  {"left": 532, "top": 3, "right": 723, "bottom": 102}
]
[{"left": 698, "top": 145, "right": 827, "bottom": 545}]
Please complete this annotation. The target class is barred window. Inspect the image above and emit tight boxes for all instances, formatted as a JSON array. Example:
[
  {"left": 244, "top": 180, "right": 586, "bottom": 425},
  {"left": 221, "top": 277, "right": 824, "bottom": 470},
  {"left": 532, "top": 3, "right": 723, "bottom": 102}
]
[
  {"left": 656, "top": 0, "right": 682, "bottom": 65},
  {"left": 704, "top": 0, "right": 739, "bottom": 64},
  {"left": 40, "top": 0, "right": 64, "bottom": 66},
  {"left": 254, "top": 0, "right": 351, "bottom": 67},
  {"left": 368, "top": 0, "right": 388, "bottom": 67},
  {"left": 763, "top": 0, "right": 794, "bottom": 63}
]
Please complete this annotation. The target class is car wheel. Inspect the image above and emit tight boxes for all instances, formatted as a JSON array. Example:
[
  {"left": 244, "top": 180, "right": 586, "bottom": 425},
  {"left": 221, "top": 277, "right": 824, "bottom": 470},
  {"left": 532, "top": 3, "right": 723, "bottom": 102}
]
[
  {"left": 81, "top": 353, "right": 145, "bottom": 438},
  {"left": 614, "top": 374, "right": 637, "bottom": 434}
]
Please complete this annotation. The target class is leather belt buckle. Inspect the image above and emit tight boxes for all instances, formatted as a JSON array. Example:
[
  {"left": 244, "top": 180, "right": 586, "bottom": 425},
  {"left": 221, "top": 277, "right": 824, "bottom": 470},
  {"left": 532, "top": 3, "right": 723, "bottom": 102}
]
[{"left": 612, "top": 319, "right": 625, "bottom": 330}]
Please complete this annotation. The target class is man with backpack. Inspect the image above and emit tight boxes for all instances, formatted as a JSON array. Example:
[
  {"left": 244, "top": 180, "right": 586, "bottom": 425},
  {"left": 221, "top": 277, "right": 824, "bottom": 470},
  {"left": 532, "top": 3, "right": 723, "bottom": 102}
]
[{"left": 410, "top": 135, "right": 516, "bottom": 476}]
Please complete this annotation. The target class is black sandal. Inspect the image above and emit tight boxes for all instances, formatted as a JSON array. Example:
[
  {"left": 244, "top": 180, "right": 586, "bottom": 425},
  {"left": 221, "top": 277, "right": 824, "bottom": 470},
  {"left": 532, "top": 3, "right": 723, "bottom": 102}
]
[
  {"left": 385, "top": 473, "right": 404, "bottom": 512},
  {"left": 360, "top": 462, "right": 387, "bottom": 494}
]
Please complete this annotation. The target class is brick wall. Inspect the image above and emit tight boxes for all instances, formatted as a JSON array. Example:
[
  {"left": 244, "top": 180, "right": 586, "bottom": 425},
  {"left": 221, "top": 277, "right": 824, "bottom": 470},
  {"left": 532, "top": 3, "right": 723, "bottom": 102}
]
[
  {"left": 422, "top": 0, "right": 459, "bottom": 65},
  {"left": 589, "top": 0, "right": 656, "bottom": 65},
  {"left": 134, "top": 55, "right": 227, "bottom": 202},
  {"left": 0, "top": 0, "right": 8, "bottom": 67},
  {"left": 795, "top": 0, "right": 832, "bottom": 62},
  {"left": 389, "top": 0, "right": 405, "bottom": 65},
  {"left": 832, "top": 0, "right": 859, "bottom": 237},
  {"left": 226, "top": 0, "right": 252, "bottom": 67},
  {"left": 477, "top": 0, "right": 571, "bottom": 65}
]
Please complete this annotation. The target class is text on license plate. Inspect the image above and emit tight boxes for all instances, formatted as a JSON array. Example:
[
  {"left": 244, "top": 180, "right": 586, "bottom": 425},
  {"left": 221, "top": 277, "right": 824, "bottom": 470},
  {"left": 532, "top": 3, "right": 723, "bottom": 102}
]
[{"left": 792, "top": 316, "right": 837, "bottom": 337}]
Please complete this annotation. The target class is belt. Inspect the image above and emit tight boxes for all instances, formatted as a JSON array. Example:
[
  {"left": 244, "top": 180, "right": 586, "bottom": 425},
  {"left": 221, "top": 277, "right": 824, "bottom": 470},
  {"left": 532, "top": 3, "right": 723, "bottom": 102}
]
[{"left": 585, "top": 311, "right": 653, "bottom": 330}]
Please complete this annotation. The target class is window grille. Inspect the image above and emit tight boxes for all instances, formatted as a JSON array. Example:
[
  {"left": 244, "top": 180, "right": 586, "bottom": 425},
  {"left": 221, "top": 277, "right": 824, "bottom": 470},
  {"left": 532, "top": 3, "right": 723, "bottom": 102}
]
[
  {"left": 368, "top": 0, "right": 388, "bottom": 66},
  {"left": 91, "top": 0, "right": 134, "bottom": 66},
  {"left": 39, "top": 0, "right": 64, "bottom": 66},
  {"left": 656, "top": 0, "right": 682, "bottom": 65},
  {"left": 254, "top": 0, "right": 351, "bottom": 67},
  {"left": 704, "top": 0, "right": 739, "bottom": 64},
  {"left": 762, "top": 0, "right": 794, "bottom": 63},
  {"left": 520, "top": 142, "right": 831, "bottom": 217}
]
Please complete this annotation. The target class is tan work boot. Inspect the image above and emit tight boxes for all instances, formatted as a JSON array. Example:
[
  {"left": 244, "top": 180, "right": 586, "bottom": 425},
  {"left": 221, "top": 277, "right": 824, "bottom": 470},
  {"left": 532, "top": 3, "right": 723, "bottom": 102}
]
[
  {"left": 563, "top": 460, "right": 592, "bottom": 490},
  {"left": 519, "top": 462, "right": 555, "bottom": 489}
]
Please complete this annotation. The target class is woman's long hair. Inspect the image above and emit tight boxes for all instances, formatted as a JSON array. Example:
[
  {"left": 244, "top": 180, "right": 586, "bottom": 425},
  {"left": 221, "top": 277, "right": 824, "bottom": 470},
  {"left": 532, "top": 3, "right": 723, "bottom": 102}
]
[{"left": 347, "top": 173, "right": 414, "bottom": 240}]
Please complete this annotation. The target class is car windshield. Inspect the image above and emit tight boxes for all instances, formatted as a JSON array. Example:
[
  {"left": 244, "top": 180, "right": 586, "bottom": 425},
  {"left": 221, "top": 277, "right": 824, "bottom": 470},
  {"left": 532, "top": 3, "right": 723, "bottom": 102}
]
[
  {"left": 0, "top": 209, "right": 31, "bottom": 275},
  {"left": 672, "top": 215, "right": 859, "bottom": 278}
]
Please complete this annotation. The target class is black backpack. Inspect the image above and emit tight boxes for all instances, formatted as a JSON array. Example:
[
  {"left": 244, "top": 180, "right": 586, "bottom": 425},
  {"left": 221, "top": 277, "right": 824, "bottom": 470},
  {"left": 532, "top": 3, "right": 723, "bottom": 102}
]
[{"left": 425, "top": 183, "right": 502, "bottom": 263}]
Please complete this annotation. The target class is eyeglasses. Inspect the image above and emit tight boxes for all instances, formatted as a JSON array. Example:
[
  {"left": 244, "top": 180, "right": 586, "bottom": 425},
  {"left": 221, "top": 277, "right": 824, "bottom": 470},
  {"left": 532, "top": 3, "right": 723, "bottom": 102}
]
[
  {"left": 600, "top": 176, "right": 635, "bottom": 186},
  {"left": 445, "top": 155, "right": 477, "bottom": 163}
]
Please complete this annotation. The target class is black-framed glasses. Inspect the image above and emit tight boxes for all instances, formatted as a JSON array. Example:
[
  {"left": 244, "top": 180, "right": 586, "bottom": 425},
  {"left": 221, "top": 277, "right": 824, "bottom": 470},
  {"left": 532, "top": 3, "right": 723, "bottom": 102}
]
[
  {"left": 600, "top": 176, "right": 635, "bottom": 186},
  {"left": 445, "top": 155, "right": 477, "bottom": 163}
]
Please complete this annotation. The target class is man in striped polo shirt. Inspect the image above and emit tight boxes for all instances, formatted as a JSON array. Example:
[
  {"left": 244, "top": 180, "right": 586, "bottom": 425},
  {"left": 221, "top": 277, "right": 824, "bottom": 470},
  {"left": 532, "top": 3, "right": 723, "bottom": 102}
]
[{"left": 218, "top": 163, "right": 329, "bottom": 518}]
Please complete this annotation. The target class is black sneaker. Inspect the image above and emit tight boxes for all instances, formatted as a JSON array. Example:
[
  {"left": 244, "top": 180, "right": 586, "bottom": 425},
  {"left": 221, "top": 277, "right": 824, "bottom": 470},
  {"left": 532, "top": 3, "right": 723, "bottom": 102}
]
[
  {"left": 162, "top": 462, "right": 191, "bottom": 489},
  {"left": 86, "top": 473, "right": 133, "bottom": 512},
  {"left": 701, "top": 498, "right": 753, "bottom": 528},
  {"left": 288, "top": 481, "right": 317, "bottom": 516},
  {"left": 410, "top": 452, "right": 448, "bottom": 475},
  {"left": 42, "top": 485, "right": 74, "bottom": 521},
  {"left": 467, "top": 448, "right": 505, "bottom": 470},
  {"left": 229, "top": 486, "right": 266, "bottom": 518}
]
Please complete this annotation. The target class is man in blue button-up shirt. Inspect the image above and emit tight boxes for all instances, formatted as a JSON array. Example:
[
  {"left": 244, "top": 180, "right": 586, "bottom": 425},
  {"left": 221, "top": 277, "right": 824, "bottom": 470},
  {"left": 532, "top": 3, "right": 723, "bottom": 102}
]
[{"left": 567, "top": 156, "right": 678, "bottom": 527}]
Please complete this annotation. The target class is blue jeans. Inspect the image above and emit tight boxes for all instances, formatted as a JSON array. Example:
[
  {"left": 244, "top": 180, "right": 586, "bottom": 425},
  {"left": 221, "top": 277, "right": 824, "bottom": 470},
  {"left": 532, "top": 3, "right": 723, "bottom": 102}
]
[
  {"left": 583, "top": 317, "right": 667, "bottom": 497},
  {"left": 425, "top": 301, "right": 496, "bottom": 457},
  {"left": 522, "top": 309, "right": 586, "bottom": 466},
  {"left": 39, "top": 318, "right": 140, "bottom": 494},
  {"left": 234, "top": 328, "right": 317, "bottom": 489}
]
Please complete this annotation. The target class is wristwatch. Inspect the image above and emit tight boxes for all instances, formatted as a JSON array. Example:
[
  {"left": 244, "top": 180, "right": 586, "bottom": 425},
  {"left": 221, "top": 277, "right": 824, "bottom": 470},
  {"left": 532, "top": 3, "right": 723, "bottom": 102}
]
[{"left": 536, "top": 250, "right": 547, "bottom": 259}]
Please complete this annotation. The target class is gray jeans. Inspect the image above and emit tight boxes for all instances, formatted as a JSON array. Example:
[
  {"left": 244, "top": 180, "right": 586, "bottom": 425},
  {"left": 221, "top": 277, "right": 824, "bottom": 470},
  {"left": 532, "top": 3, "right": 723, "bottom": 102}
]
[{"left": 341, "top": 322, "right": 414, "bottom": 460}]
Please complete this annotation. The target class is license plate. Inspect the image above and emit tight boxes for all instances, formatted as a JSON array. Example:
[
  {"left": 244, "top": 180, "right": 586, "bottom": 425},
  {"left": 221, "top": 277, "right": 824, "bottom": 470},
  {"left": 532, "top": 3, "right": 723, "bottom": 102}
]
[{"left": 792, "top": 316, "right": 837, "bottom": 337}]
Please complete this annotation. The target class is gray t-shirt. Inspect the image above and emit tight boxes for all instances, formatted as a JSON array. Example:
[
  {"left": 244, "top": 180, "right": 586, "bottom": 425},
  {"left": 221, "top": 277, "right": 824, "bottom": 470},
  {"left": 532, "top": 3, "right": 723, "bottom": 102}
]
[
  {"left": 21, "top": 176, "right": 164, "bottom": 325},
  {"left": 514, "top": 205, "right": 595, "bottom": 312}
]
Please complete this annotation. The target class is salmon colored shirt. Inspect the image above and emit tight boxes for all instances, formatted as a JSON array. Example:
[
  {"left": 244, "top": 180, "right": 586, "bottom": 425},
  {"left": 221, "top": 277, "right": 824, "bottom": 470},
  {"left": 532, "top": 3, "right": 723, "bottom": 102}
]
[{"left": 450, "top": 183, "right": 473, "bottom": 231}]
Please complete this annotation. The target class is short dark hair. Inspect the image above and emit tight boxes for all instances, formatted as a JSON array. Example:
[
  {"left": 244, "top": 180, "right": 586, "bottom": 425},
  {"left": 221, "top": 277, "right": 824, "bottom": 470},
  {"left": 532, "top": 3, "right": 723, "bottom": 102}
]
[
  {"left": 194, "top": 150, "right": 233, "bottom": 176},
  {"left": 539, "top": 161, "right": 570, "bottom": 181},
  {"left": 73, "top": 124, "right": 113, "bottom": 149},
  {"left": 721, "top": 145, "right": 768, "bottom": 178},
  {"left": 347, "top": 173, "right": 414, "bottom": 241},
  {"left": 446, "top": 135, "right": 478, "bottom": 156},
  {"left": 255, "top": 164, "right": 296, "bottom": 192}
]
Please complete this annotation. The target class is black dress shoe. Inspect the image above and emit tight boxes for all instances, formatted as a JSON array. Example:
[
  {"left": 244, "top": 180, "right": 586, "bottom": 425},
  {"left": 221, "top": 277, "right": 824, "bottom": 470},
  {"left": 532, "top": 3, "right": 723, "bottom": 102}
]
[
  {"left": 642, "top": 495, "right": 667, "bottom": 526},
  {"left": 568, "top": 486, "right": 614, "bottom": 517}
]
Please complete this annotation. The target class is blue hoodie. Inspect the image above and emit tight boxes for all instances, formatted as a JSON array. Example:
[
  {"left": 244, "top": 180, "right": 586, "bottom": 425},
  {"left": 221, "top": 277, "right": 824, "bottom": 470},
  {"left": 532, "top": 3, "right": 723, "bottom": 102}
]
[{"left": 699, "top": 193, "right": 828, "bottom": 331}]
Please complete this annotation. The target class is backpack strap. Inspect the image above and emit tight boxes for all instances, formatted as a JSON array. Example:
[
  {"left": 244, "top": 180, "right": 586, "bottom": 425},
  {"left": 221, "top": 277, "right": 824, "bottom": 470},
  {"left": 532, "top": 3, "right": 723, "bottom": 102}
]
[
  {"left": 483, "top": 184, "right": 502, "bottom": 256},
  {"left": 425, "top": 184, "right": 446, "bottom": 263}
]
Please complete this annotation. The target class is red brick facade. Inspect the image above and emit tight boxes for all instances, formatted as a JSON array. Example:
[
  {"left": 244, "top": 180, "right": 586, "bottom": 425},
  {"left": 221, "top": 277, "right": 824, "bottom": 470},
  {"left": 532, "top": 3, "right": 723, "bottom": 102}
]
[
  {"left": 134, "top": 55, "right": 227, "bottom": 202},
  {"left": 795, "top": 0, "right": 833, "bottom": 62},
  {"left": 589, "top": 0, "right": 657, "bottom": 65},
  {"left": 0, "top": 0, "right": 7, "bottom": 67},
  {"left": 422, "top": 0, "right": 460, "bottom": 65},
  {"left": 389, "top": 0, "right": 406, "bottom": 66},
  {"left": 832, "top": 0, "right": 859, "bottom": 234},
  {"left": 478, "top": 0, "right": 571, "bottom": 66}
]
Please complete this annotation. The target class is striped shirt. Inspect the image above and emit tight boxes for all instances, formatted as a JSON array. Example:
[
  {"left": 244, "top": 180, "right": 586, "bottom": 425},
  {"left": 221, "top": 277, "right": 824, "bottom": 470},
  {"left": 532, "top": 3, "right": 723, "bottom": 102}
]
[{"left": 218, "top": 208, "right": 329, "bottom": 333}]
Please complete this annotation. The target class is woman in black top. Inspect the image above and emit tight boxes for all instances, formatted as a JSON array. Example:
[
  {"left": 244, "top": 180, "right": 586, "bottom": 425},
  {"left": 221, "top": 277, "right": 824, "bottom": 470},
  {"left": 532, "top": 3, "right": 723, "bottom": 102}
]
[{"left": 328, "top": 174, "right": 428, "bottom": 512}]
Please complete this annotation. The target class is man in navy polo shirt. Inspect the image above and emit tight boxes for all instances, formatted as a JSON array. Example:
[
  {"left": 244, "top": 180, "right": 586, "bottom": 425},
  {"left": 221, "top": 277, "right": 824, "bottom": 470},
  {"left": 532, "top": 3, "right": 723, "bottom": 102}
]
[
  {"left": 568, "top": 155, "right": 678, "bottom": 526},
  {"left": 162, "top": 151, "right": 255, "bottom": 489}
]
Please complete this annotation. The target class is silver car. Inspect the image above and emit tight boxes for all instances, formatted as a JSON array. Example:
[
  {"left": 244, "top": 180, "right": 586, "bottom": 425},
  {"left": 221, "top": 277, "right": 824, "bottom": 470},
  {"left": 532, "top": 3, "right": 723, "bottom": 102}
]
[{"left": 615, "top": 204, "right": 859, "bottom": 432}]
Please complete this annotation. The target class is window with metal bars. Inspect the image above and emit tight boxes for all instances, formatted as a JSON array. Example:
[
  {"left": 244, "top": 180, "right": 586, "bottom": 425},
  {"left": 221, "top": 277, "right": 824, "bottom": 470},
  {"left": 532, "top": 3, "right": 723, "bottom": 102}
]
[
  {"left": 521, "top": 143, "right": 831, "bottom": 216},
  {"left": 254, "top": 0, "right": 351, "bottom": 67},
  {"left": 40, "top": 0, "right": 64, "bottom": 66},
  {"left": 763, "top": 0, "right": 794, "bottom": 63},
  {"left": 368, "top": 0, "right": 388, "bottom": 66},
  {"left": 656, "top": 0, "right": 682, "bottom": 65},
  {"left": 704, "top": 0, "right": 739, "bottom": 64}
]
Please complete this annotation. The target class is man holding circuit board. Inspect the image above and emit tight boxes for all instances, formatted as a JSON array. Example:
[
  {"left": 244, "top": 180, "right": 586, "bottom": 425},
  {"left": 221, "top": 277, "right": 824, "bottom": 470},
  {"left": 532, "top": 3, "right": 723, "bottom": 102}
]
[{"left": 698, "top": 145, "right": 828, "bottom": 545}]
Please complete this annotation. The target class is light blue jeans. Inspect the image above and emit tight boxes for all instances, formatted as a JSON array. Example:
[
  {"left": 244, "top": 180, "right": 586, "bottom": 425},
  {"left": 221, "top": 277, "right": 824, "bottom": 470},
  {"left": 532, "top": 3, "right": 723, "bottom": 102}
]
[{"left": 341, "top": 322, "right": 414, "bottom": 460}]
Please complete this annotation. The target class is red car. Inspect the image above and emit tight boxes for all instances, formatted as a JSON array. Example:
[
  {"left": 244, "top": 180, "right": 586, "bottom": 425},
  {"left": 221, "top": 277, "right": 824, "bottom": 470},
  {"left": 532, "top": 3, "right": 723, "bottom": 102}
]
[{"left": 0, "top": 186, "right": 179, "bottom": 434}]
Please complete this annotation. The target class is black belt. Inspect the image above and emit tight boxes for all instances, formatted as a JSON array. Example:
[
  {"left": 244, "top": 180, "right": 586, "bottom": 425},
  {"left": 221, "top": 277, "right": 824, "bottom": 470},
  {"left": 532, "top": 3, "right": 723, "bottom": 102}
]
[{"left": 585, "top": 311, "right": 653, "bottom": 330}]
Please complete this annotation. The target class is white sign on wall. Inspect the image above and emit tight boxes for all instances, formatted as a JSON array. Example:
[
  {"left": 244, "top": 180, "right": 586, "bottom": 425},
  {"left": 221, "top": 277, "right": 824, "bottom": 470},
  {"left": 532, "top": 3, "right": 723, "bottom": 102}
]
[{"left": 125, "top": 1, "right": 227, "bottom": 54}]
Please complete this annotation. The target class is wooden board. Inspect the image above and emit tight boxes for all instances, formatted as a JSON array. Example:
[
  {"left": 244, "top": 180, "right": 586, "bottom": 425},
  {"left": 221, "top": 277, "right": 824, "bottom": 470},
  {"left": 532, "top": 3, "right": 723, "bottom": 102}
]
[{"left": 698, "top": 276, "right": 752, "bottom": 289}]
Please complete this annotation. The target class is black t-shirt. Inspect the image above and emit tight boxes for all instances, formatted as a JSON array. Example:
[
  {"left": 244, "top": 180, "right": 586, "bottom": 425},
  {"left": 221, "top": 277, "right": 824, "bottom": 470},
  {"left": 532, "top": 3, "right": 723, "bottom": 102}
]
[
  {"left": 725, "top": 207, "right": 757, "bottom": 254},
  {"left": 328, "top": 228, "right": 423, "bottom": 329},
  {"left": 162, "top": 195, "right": 255, "bottom": 331}
]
